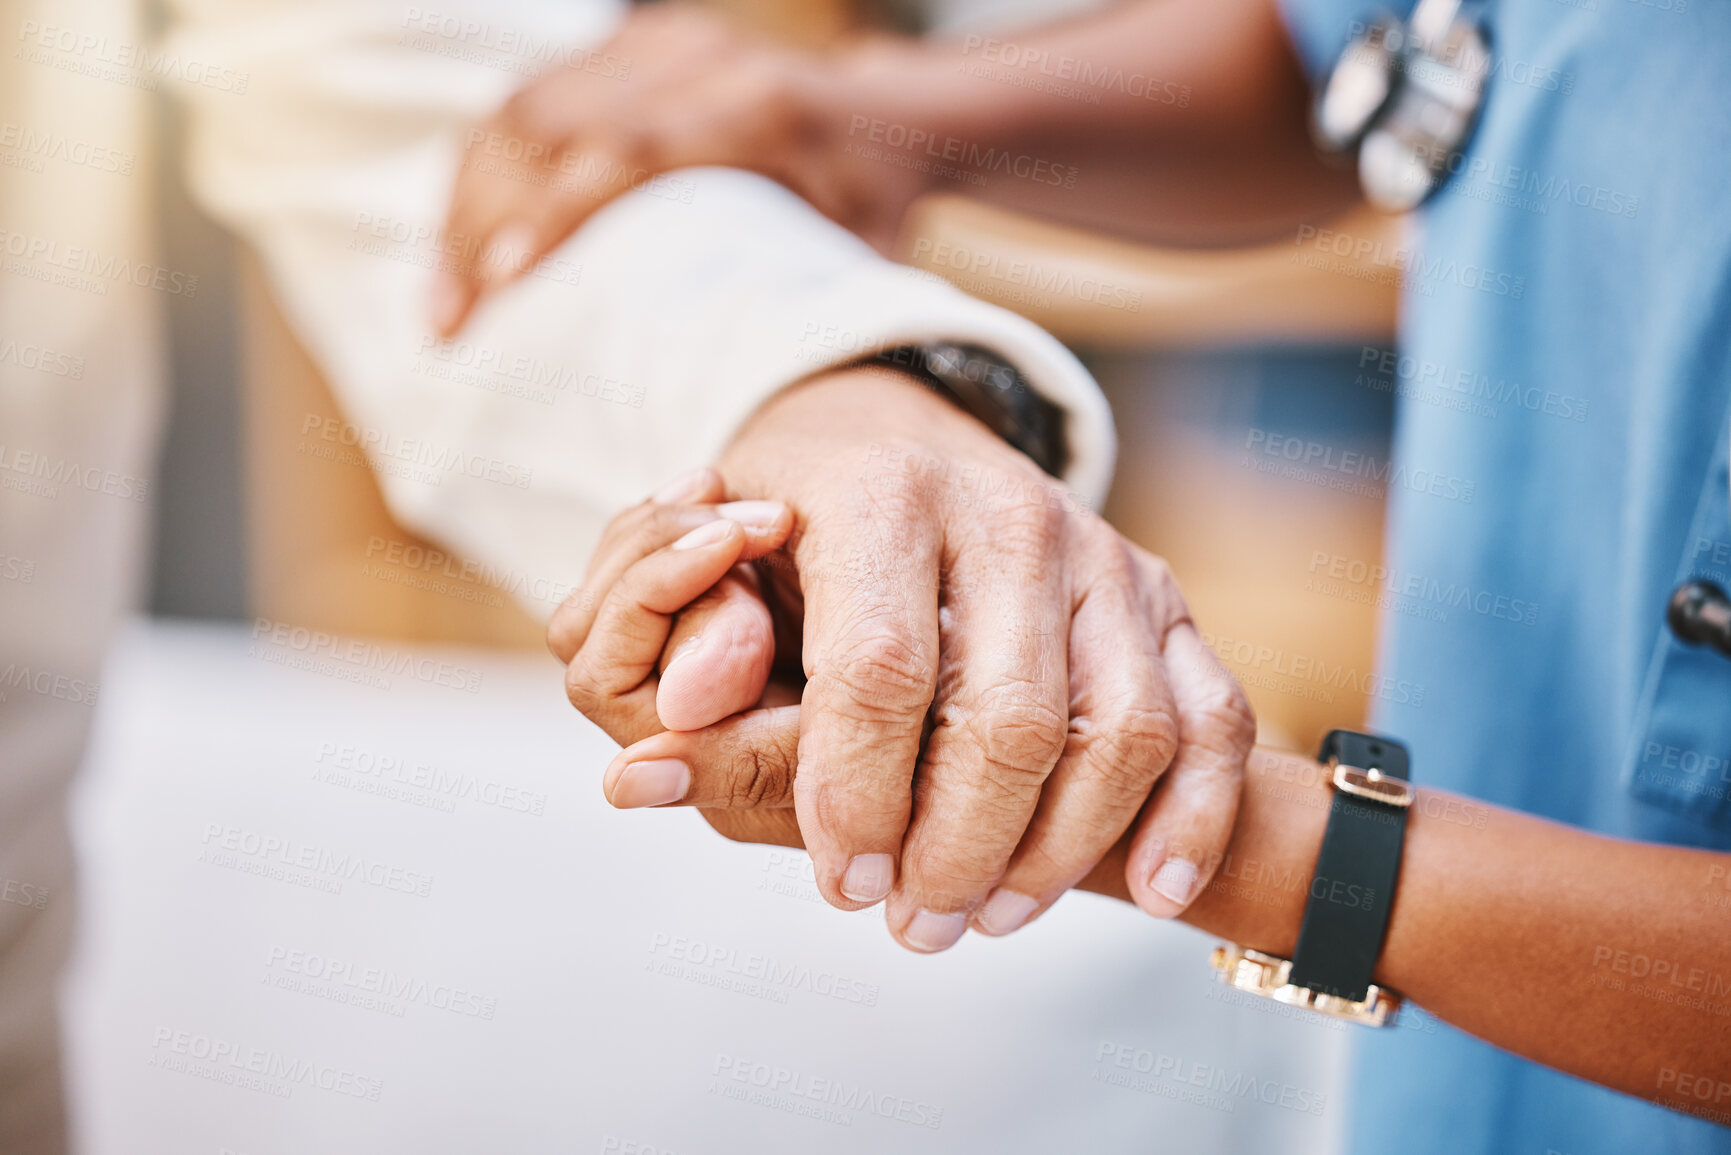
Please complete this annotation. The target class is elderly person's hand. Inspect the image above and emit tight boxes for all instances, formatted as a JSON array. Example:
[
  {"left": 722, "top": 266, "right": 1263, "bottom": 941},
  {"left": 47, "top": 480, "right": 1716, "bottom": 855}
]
[
  {"left": 549, "top": 365, "right": 1254, "bottom": 953},
  {"left": 432, "top": 4, "right": 927, "bottom": 336}
]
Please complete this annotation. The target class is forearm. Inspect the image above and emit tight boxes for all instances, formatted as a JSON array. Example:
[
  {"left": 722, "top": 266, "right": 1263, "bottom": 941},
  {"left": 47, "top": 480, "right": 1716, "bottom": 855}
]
[
  {"left": 1082, "top": 746, "right": 1731, "bottom": 1118},
  {"left": 831, "top": 0, "right": 1359, "bottom": 245}
]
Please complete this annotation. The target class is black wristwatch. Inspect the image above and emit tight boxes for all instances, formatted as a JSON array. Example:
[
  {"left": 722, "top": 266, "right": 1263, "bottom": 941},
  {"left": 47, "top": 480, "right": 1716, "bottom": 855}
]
[
  {"left": 867, "top": 343, "right": 1069, "bottom": 479},
  {"left": 1211, "top": 729, "right": 1413, "bottom": 1026}
]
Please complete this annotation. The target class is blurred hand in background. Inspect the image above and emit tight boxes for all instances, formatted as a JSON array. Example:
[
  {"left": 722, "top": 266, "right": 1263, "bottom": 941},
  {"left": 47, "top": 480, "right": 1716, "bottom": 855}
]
[
  {"left": 432, "top": 4, "right": 928, "bottom": 336},
  {"left": 433, "top": 0, "right": 1355, "bottom": 337}
]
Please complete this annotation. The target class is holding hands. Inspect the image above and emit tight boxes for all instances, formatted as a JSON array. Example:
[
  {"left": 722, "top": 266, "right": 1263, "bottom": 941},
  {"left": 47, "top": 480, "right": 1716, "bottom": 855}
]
[{"left": 549, "top": 367, "right": 1255, "bottom": 952}]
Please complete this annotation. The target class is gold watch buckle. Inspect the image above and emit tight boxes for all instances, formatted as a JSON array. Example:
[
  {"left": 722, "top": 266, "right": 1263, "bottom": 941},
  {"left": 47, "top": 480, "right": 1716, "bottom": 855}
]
[
  {"left": 1330, "top": 759, "right": 1414, "bottom": 808},
  {"left": 1210, "top": 944, "right": 1402, "bottom": 1027}
]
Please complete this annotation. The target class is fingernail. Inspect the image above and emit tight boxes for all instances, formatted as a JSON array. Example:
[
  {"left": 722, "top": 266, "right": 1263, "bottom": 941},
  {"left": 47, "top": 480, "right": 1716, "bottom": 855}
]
[
  {"left": 903, "top": 909, "right": 969, "bottom": 953},
  {"left": 486, "top": 222, "right": 537, "bottom": 280},
  {"left": 715, "top": 500, "right": 787, "bottom": 531},
  {"left": 839, "top": 853, "right": 894, "bottom": 903},
  {"left": 974, "top": 889, "right": 1039, "bottom": 936},
  {"left": 429, "top": 274, "right": 464, "bottom": 333},
  {"left": 671, "top": 519, "right": 736, "bottom": 551},
  {"left": 609, "top": 758, "right": 690, "bottom": 808},
  {"left": 653, "top": 467, "right": 711, "bottom": 505},
  {"left": 1150, "top": 858, "right": 1199, "bottom": 911}
]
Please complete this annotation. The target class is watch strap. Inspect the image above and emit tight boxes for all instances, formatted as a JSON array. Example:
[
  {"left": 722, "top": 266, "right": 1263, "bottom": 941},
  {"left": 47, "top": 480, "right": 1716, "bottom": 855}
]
[
  {"left": 1287, "top": 730, "right": 1411, "bottom": 1002},
  {"left": 868, "top": 344, "right": 1069, "bottom": 479}
]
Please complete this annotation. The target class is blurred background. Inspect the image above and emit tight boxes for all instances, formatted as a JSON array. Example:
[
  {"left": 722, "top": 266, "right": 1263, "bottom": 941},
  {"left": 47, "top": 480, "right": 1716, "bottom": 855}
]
[
  {"left": 149, "top": 0, "right": 1402, "bottom": 747},
  {"left": 3, "top": 0, "right": 1412, "bottom": 1150}
]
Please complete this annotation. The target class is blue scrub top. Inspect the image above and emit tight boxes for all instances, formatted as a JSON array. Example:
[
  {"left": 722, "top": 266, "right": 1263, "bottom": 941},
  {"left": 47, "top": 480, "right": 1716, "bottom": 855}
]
[{"left": 1277, "top": 1, "right": 1731, "bottom": 1152}]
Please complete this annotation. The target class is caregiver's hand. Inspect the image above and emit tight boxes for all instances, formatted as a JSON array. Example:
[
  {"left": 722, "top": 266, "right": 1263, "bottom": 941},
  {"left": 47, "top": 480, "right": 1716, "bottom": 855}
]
[
  {"left": 550, "top": 365, "right": 1255, "bottom": 953},
  {"left": 432, "top": 4, "right": 926, "bottom": 336}
]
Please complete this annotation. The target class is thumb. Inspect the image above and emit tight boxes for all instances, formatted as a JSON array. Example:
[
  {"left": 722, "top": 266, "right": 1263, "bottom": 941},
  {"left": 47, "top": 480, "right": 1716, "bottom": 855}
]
[
  {"left": 601, "top": 704, "right": 799, "bottom": 811},
  {"left": 656, "top": 564, "right": 776, "bottom": 732}
]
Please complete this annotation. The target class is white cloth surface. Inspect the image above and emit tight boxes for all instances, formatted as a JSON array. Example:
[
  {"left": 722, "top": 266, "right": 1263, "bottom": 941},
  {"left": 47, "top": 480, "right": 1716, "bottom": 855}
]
[
  {"left": 1, "top": 0, "right": 167, "bottom": 1147},
  {"left": 160, "top": 0, "right": 1116, "bottom": 619},
  {"left": 64, "top": 618, "right": 1347, "bottom": 1154}
]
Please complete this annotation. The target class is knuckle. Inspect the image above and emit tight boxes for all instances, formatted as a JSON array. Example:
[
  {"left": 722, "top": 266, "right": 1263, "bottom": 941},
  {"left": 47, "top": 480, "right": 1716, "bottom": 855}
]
[
  {"left": 854, "top": 454, "right": 936, "bottom": 517},
  {"left": 986, "top": 498, "right": 1065, "bottom": 558},
  {"left": 816, "top": 622, "right": 936, "bottom": 717},
  {"left": 951, "top": 680, "right": 1068, "bottom": 777},
  {"left": 600, "top": 584, "right": 662, "bottom": 645},
  {"left": 902, "top": 840, "right": 997, "bottom": 902},
  {"left": 1146, "top": 558, "right": 1189, "bottom": 619},
  {"left": 1089, "top": 529, "right": 1139, "bottom": 585},
  {"left": 1185, "top": 677, "right": 1257, "bottom": 761},
  {"left": 1114, "top": 536, "right": 1184, "bottom": 608},
  {"left": 545, "top": 620, "right": 579, "bottom": 663},
  {"left": 1083, "top": 535, "right": 1158, "bottom": 620},
  {"left": 1118, "top": 532, "right": 1173, "bottom": 584},
  {"left": 1138, "top": 548, "right": 1175, "bottom": 587},
  {"left": 724, "top": 743, "right": 785, "bottom": 809},
  {"left": 563, "top": 659, "right": 603, "bottom": 716},
  {"left": 1051, "top": 714, "right": 1179, "bottom": 849},
  {"left": 800, "top": 774, "right": 904, "bottom": 851},
  {"left": 928, "top": 753, "right": 1040, "bottom": 832},
  {"left": 544, "top": 597, "right": 592, "bottom": 659},
  {"left": 1087, "top": 701, "right": 1182, "bottom": 784}
]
